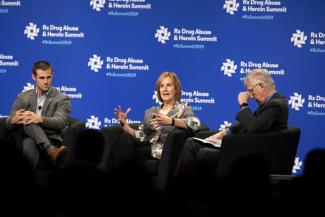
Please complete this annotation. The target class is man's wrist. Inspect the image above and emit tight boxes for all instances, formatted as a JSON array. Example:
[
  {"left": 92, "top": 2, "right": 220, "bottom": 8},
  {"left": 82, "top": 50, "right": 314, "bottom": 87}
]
[
  {"left": 9, "top": 116, "right": 15, "bottom": 124},
  {"left": 38, "top": 115, "right": 44, "bottom": 123},
  {"left": 240, "top": 103, "right": 248, "bottom": 109}
]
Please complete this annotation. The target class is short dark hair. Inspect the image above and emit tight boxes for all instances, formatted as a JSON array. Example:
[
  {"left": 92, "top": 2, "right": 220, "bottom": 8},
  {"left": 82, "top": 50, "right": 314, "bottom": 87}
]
[{"left": 32, "top": 61, "right": 53, "bottom": 75}]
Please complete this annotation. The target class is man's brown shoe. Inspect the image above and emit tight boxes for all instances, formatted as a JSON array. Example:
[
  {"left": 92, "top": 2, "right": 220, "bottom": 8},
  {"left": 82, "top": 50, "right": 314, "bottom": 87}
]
[{"left": 50, "top": 146, "right": 67, "bottom": 162}]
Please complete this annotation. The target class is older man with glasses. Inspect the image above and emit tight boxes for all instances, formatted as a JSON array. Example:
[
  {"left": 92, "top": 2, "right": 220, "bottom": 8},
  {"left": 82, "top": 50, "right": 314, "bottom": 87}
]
[{"left": 174, "top": 68, "right": 289, "bottom": 177}]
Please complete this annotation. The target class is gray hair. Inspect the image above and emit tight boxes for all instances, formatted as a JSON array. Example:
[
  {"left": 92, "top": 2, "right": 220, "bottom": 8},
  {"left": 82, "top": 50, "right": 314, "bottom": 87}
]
[{"left": 244, "top": 69, "right": 275, "bottom": 90}]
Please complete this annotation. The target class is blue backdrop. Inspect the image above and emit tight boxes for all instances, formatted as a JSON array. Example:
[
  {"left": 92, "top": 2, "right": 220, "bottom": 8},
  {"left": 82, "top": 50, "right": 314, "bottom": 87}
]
[{"left": 1, "top": 0, "right": 325, "bottom": 175}]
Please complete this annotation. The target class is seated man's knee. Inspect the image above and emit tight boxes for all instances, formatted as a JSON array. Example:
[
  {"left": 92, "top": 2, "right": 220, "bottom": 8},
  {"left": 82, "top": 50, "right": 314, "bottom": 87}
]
[{"left": 197, "top": 147, "right": 220, "bottom": 164}]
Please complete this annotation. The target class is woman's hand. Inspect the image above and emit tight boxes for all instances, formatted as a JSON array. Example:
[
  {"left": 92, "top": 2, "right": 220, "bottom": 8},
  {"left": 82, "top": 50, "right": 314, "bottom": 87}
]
[
  {"left": 150, "top": 112, "right": 173, "bottom": 127},
  {"left": 114, "top": 106, "right": 131, "bottom": 126}
]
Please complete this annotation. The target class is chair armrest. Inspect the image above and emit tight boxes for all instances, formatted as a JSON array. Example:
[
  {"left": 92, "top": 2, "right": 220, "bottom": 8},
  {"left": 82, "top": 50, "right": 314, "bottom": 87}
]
[
  {"left": 100, "top": 125, "right": 125, "bottom": 158},
  {"left": 101, "top": 126, "right": 124, "bottom": 139},
  {"left": 194, "top": 124, "right": 210, "bottom": 133},
  {"left": 218, "top": 127, "right": 300, "bottom": 177},
  {"left": 101, "top": 124, "right": 137, "bottom": 151},
  {"left": 62, "top": 118, "right": 85, "bottom": 148},
  {"left": 0, "top": 117, "right": 7, "bottom": 140}
]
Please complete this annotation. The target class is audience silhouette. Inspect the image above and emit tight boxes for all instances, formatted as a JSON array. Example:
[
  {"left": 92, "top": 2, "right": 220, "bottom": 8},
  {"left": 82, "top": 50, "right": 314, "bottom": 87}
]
[{"left": 2, "top": 124, "right": 325, "bottom": 216}]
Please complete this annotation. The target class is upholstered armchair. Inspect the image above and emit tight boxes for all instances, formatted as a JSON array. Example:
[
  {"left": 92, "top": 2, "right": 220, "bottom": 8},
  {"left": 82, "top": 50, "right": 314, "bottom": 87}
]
[
  {"left": 0, "top": 117, "right": 84, "bottom": 167},
  {"left": 0, "top": 116, "right": 85, "bottom": 185},
  {"left": 194, "top": 126, "right": 301, "bottom": 178},
  {"left": 61, "top": 117, "right": 86, "bottom": 151},
  {"left": 101, "top": 123, "right": 209, "bottom": 190},
  {"left": 0, "top": 117, "right": 7, "bottom": 140}
]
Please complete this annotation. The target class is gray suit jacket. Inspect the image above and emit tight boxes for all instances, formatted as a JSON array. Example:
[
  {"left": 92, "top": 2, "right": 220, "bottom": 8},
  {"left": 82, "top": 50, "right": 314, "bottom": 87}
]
[{"left": 6, "top": 87, "right": 71, "bottom": 141}]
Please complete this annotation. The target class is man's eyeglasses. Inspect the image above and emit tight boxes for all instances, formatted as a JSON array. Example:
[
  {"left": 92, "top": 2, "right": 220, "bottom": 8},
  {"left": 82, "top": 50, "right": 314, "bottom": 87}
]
[{"left": 247, "top": 83, "right": 261, "bottom": 93}]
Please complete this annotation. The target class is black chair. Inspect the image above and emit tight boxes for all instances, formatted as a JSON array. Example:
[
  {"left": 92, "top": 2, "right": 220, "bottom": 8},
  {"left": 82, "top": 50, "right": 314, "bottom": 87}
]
[
  {"left": 195, "top": 126, "right": 301, "bottom": 178},
  {"left": 62, "top": 117, "right": 86, "bottom": 152},
  {"left": 0, "top": 116, "right": 85, "bottom": 185},
  {"left": 0, "top": 117, "right": 7, "bottom": 140},
  {"left": 101, "top": 123, "right": 209, "bottom": 190},
  {"left": 0, "top": 117, "right": 13, "bottom": 151}
]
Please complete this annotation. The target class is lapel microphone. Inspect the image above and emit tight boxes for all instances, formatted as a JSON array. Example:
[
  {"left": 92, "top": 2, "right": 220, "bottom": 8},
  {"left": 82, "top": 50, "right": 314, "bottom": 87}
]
[{"left": 38, "top": 106, "right": 42, "bottom": 110}]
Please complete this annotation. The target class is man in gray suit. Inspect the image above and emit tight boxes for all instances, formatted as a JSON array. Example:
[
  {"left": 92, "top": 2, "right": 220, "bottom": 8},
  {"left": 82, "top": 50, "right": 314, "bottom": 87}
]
[{"left": 6, "top": 61, "right": 71, "bottom": 168}]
